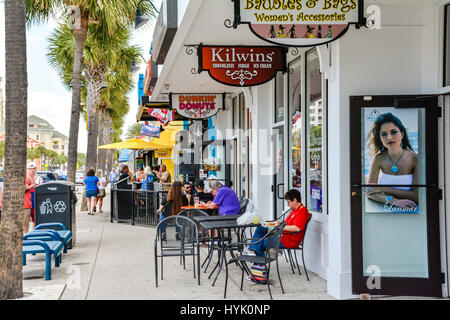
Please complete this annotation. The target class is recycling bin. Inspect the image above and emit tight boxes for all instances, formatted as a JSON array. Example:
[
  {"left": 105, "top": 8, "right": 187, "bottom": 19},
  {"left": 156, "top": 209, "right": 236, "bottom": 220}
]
[{"left": 34, "top": 182, "right": 76, "bottom": 248}]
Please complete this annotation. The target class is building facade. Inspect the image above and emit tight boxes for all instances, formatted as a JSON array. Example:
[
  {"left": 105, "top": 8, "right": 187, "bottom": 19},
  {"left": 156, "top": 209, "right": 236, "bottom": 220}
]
[{"left": 140, "top": 0, "right": 450, "bottom": 299}]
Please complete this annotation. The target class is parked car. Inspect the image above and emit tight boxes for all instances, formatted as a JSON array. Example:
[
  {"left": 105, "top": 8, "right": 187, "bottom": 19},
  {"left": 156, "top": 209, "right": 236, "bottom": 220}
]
[
  {"left": 76, "top": 171, "right": 84, "bottom": 185},
  {"left": 36, "top": 171, "right": 58, "bottom": 183},
  {"left": 56, "top": 170, "right": 67, "bottom": 181}
]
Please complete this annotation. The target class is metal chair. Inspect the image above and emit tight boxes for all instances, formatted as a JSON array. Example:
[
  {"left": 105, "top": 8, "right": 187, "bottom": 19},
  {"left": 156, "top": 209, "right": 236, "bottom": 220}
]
[
  {"left": 283, "top": 214, "right": 312, "bottom": 281},
  {"left": 154, "top": 215, "right": 200, "bottom": 287},
  {"left": 223, "top": 222, "right": 286, "bottom": 300},
  {"left": 239, "top": 198, "right": 249, "bottom": 214}
]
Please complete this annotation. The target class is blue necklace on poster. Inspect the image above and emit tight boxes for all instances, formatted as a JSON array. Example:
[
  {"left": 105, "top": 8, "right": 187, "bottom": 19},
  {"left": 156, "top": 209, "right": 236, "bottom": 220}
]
[
  {"left": 363, "top": 108, "right": 421, "bottom": 215},
  {"left": 231, "top": 0, "right": 365, "bottom": 47}
]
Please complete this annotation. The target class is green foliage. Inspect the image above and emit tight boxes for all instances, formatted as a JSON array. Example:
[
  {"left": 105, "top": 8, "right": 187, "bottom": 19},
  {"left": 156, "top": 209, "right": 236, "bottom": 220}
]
[
  {"left": 125, "top": 123, "right": 142, "bottom": 140},
  {"left": 77, "top": 152, "right": 86, "bottom": 167}
]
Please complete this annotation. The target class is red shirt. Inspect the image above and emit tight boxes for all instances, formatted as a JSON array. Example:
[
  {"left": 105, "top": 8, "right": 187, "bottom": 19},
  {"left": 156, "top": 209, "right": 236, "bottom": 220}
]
[{"left": 281, "top": 205, "right": 310, "bottom": 248}]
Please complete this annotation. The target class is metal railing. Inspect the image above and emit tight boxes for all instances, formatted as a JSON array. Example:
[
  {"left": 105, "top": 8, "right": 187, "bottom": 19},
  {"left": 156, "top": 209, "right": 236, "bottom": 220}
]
[{"left": 110, "top": 184, "right": 167, "bottom": 226}]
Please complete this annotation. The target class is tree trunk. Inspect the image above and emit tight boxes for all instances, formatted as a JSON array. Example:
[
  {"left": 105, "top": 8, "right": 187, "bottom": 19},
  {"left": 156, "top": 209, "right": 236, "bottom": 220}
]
[
  {"left": 66, "top": 17, "right": 88, "bottom": 245},
  {"left": 80, "top": 65, "right": 105, "bottom": 212},
  {"left": 97, "top": 111, "right": 106, "bottom": 172},
  {"left": 0, "top": 0, "right": 27, "bottom": 300}
]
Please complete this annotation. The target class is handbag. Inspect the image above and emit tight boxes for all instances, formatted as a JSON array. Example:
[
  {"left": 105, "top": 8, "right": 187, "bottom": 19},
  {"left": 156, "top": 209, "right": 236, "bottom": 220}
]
[{"left": 250, "top": 263, "right": 268, "bottom": 284}]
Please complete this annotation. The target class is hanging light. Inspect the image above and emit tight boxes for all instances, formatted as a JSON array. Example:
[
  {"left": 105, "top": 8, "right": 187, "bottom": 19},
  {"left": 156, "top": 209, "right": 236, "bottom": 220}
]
[{"left": 134, "top": 0, "right": 159, "bottom": 29}]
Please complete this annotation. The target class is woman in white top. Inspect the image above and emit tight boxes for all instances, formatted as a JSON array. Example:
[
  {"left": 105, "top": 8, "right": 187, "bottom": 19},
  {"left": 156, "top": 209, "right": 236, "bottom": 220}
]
[
  {"left": 366, "top": 113, "right": 418, "bottom": 209},
  {"left": 95, "top": 169, "right": 107, "bottom": 213}
]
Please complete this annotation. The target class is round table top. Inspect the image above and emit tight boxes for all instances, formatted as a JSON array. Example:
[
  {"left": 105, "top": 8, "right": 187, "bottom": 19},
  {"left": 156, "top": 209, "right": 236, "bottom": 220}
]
[{"left": 181, "top": 206, "right": 209, "bottom": 210}]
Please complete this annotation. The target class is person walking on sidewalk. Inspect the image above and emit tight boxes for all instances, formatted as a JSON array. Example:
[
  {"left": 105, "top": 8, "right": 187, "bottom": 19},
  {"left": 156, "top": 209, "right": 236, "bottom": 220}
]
[
  {"left": 29, "top": 162, "right": 43, "bottom": 230},
  {"left": 95, "top": 169, "right": 107, "bottom": 213},
  {"left": 1, "top": 163, "right": 37, "bottom": 233},
  {"left": 83, "top": 168, "right": 99, "bottom": 216},
  {"left": 109, "top": 168, "right": 117, "bottom": 189}
]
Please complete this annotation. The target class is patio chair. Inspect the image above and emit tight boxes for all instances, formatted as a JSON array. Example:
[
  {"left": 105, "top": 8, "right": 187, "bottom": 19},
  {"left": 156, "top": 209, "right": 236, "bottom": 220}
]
[
  {"left": 154, "top": 215, "right": 200, "bottom": 287},
  {"left": 283, "top": 213, "right": 312, "bottom": 280},
  {"left": 239, "top": 198, "right": 249, "bottom": 214},
  {"left": 223, "top": 222, "right": 286, "bottom": 300}
]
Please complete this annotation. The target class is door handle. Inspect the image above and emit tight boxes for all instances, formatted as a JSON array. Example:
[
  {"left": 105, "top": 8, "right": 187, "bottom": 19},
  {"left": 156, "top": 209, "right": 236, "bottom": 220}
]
[{"left": 277, "top": 183, "right": 285, "bottom": 200}]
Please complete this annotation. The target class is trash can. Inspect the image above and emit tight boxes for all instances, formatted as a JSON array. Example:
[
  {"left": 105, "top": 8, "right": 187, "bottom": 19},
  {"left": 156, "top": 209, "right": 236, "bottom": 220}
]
[{"left": 34, "top": 182, "right": 76, "bottom": 248}]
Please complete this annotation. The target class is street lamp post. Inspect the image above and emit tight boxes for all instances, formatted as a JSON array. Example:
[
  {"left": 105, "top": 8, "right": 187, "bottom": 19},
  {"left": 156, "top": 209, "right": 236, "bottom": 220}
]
[
  {"left": 130, "top": 54, "right": 148, "bottom": 73},
  {"left": 135, "top": 0, "right": 160, "bottom": 29}
]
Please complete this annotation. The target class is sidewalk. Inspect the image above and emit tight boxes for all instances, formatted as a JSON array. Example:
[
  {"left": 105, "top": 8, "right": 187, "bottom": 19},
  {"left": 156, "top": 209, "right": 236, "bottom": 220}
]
[{"left": 21, "top": 189, "right": 331, "bottom": 300}]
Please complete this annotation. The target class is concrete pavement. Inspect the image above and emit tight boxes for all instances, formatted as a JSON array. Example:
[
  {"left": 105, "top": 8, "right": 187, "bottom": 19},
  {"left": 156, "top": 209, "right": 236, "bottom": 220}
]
[{"left": 20, "top": 189, "right": 331, "bottom": 300}]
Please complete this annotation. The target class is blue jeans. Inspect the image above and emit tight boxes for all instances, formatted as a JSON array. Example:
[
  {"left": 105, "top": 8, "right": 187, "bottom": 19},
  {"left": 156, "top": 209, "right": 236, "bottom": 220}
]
[
  {"left": 159, "top": 213, "right": 181, "bottom": 234},
  {"left": 248, "top": 226, "right": 285, "bottom": 257}
]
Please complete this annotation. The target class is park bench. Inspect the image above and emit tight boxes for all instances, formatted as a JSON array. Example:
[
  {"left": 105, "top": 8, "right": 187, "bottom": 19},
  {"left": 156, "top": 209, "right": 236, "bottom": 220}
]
[
  {"left": 33, "top": 223, "right": 73, "bottom": 253},
  {"left": 22, "top": 232, "right": 65, "bottom": 280}
]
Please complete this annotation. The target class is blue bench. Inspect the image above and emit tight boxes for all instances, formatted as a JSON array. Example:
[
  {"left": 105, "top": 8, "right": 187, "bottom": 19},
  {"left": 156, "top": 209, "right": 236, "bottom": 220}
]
[
  {"left": 34, "top": 223, "right": 73, "bottom": 253},
  {"left": 23, "top": 233, "right": 64, "bottom": 280}
]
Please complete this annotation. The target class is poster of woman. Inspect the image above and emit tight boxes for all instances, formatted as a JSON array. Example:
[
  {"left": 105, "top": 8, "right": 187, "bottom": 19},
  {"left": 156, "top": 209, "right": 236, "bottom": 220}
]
[{"left": 363, "top": 109, "right": 420, "bottom": 214}]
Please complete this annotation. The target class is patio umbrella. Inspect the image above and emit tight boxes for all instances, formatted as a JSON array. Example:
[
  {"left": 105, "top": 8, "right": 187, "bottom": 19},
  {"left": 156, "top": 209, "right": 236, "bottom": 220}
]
[{"left": 98, "top": 138, "right": 156, "bottom": 150}]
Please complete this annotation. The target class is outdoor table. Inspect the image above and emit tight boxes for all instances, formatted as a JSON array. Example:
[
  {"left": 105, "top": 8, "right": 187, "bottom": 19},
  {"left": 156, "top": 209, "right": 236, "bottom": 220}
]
[
  {"left": 192, "top": 214, "right": 242, "bottom": 222},
  {"left": 199, "top": 219, "right": 259, "bottom": 286},
  {"left": 181, "top": 206, "right": 210, "bottom": 210},
  {"left": 193, "top": 215, "right": 241, "bottom": 270}
]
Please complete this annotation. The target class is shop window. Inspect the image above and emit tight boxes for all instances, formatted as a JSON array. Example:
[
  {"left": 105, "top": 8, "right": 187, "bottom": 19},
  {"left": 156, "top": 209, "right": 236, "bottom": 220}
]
[
  {"left": 274, "top": 72, "right": 285, "bottom": 123},
  {"left": 445, "top": 5, "right": 450, "bottom": 87},
  {"left": 306, "top": 49, "right": 323, "bottom": 213},
  {"left": 288, "top": 57, "right": 302, "bottom": 193}
]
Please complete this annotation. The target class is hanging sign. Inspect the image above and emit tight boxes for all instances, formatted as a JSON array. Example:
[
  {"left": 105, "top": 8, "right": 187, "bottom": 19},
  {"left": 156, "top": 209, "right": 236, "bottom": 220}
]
[
  {"left": 147, "top": 108, "right": 175, "bottom": 126},
  {"left": 171, "top": 93, "right": 223, "bottom": 119},
  {"left": 233, "top": 0, "right": 363, "bottom": 47},
  {"left": 198, "top": 45, "right": 287, "bottom": 87},
  {"left": 140, "top": 123, "right": 161, "bottom": 138},
  {"left": 155, "top": 149, "right": 172, "bottom": 158}
]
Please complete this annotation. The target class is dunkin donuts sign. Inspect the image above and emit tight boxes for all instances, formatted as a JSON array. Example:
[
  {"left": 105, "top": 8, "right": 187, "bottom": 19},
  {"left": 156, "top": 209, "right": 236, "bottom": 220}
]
[
  {"left": 172, "top": 94, "right": 223, "bottom": 119},
  {"left": 198, "top": 45, "right": 287, "bottom": 87}
]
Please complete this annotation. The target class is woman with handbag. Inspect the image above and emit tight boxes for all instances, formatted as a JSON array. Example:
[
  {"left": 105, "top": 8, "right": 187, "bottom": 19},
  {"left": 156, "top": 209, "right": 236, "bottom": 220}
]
[
  {"left": 95, "top": 169, "right": 107, "bottom": 213},
  {"left": 83, "top": 168, "right": 99, "bottom": 216}
]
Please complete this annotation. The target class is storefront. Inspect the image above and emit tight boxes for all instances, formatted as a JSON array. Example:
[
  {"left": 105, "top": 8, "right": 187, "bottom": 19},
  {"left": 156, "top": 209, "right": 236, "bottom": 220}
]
[{"left": 142, "top": 0, "right": 450, "bottom": 299}]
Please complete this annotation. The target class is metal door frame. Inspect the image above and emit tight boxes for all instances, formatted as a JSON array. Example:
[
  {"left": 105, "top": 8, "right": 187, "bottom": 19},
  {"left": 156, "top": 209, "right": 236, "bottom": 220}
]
[{"left": 350, "top": 95, "right": 443, "bottom": 297}]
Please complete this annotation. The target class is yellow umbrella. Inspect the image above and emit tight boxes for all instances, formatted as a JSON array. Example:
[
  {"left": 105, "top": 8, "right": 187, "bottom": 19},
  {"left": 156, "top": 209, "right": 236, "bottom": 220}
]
[{"left": 98, "top": 138, "right": 156, "bottom": 150}]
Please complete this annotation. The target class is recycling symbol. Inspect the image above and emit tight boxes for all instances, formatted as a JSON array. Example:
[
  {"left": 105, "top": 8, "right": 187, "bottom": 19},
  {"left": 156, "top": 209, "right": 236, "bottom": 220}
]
[{"left": 53, "top": 201, "right": 66, "bottom": 213}]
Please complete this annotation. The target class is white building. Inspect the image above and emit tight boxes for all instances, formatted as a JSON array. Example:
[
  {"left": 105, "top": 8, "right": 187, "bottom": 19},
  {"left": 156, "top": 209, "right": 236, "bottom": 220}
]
[{"left": 141, "top": 0, "right": 450, "bottom": 299}]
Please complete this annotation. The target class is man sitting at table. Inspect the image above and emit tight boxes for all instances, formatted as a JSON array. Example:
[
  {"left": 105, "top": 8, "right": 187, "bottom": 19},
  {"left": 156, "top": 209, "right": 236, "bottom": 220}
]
[
  {"left": 243, "top": 189, "right": 311, "bottom": 257},
  {"left": 199, "top": 180, "right": 240, "bottom": 216},
  {"left": 194, "top": 180, "right": 214, "bottom": 203},
  {"left": 182, "top": 182, "right": 196, "bottom": 206}
]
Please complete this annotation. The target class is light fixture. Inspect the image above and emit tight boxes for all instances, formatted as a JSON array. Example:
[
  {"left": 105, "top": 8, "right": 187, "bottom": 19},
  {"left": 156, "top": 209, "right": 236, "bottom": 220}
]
[
  {"left": 134, "top": 0, "right": 159, "bottom": 29},
  {"left": 130, "top": 53, "right": 147, "bottom": 73}
]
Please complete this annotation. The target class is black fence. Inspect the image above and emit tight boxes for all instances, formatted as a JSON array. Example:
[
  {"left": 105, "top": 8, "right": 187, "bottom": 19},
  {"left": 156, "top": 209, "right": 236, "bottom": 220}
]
[{"left": 110, "top": 187, "right": 167, "bottom": 226}]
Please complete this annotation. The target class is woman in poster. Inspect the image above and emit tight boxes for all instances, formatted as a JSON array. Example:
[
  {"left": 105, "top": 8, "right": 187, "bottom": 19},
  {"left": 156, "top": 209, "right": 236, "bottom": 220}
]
[{"left": 366, "top": 113, "right": 419, "bottom": 210}]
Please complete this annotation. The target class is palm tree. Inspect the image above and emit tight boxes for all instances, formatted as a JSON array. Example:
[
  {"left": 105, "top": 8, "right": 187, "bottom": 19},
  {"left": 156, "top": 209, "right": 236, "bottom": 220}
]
[
  {"left": 26, "top": 0, "right": 156, "bottom": 185},
  {"left": 0, "top": 0, "right": 28, "bottom": 300},
  {"left": 48, "top": 23, "right": 141, "bottom": 170},
  {"left": 125, "top": 123, "right": 143, "bottom": 140},
  {"left": 48, "top": 22, "right": 141, "bottom": 211}
]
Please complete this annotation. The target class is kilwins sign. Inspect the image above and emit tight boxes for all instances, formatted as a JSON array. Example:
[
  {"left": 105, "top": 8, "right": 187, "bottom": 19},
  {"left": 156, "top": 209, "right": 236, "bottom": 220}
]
[
  {"left": 231, "top": 0, "right": 364, "bottom": 47},
  {"left": 198, "top": 44, "right": 287, "bottom": 87},
  {"left": 171, "top": 93, "right": 223, "bottom": 119}
]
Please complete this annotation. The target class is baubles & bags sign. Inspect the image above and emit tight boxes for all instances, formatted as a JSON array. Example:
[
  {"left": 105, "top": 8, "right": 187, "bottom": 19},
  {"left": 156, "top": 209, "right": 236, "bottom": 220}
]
[{"left": 232, "top": 0, "right": 363, "bottom": 47}]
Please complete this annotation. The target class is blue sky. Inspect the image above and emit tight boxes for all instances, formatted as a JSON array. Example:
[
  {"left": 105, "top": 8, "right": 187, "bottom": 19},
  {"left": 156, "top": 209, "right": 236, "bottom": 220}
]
[{"left": 0, "top": 2, "right": 159, "bottom": 152}]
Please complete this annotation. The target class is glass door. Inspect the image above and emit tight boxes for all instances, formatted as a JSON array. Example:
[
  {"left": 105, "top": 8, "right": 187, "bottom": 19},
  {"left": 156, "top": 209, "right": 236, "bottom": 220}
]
[
  {"left": 273, "top": 125, "right": 285, "bottom": 220},
  {"left": 350, "top": 95, "right": 442, "bottom": 297}
]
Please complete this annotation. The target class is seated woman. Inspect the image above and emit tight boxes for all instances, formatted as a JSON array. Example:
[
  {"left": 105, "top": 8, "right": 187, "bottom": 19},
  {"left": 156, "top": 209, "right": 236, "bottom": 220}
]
[
  {"left": 366, "top": 113, "right": 418, "bottom": 210},
  {"left": 157, "top": 181, "right": 183, "bottom": 240},
  {"left": 244, "top": 189, "right": 311, "bottom": 257}
]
